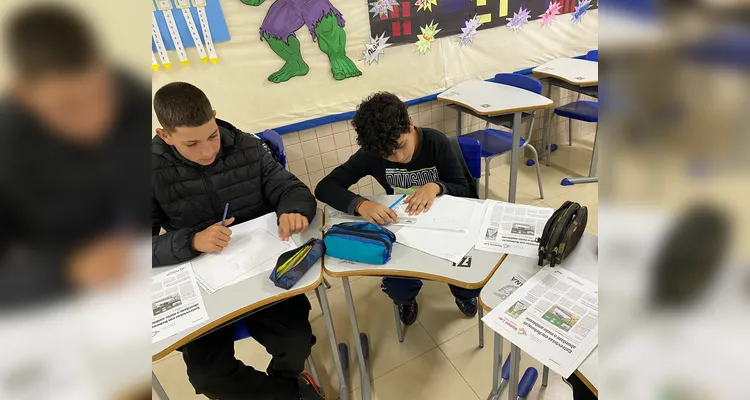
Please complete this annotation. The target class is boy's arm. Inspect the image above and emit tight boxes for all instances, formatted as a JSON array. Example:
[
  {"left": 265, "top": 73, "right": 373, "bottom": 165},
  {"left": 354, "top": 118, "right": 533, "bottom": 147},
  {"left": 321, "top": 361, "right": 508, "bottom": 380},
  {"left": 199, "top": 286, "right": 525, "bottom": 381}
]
[
  {"left": 151, "top": 196, "right": 199, "bottom": 267},
  {"left": 435, "top": 137, "right": 471, "bottom": 198},
  {"left": 315, "top": 150, "right": 372, "bottom": 214},
  {"left": 258, "top": 144, "right": 317, "bottom": 223}
]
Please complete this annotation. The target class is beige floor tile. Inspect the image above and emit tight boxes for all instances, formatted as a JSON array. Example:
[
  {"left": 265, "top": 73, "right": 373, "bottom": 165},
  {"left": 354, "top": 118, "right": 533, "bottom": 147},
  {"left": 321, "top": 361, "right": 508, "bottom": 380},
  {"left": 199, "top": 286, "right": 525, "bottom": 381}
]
[
  {"left": 350, "top": 348, "right": 480, "bottom": 400},
  {"left": 415, "top": 280, "right": 481, "bottom": 345},
  {"left": 478, "top": 176, "right": 540, "bottom": 206},
  {"left": 488, "top": 162, "right": 579, "bottom": 203},
  {"left": 152, "top": 350, "right": 203, "bottom": 399},
  {"left": 308, "top": 277, "right": 438, "bottom": 397},
  {"left": 544, "top": 133, "right": 597, "bottom": 179},
  {"left": 440, "top": 327, "right": 575, "bottom": 400}
]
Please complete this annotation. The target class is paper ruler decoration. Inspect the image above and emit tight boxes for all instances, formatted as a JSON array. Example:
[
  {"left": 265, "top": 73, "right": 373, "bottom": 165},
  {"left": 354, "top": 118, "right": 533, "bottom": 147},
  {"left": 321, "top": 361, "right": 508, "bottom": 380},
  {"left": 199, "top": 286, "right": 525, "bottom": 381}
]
[
  {"left": 193, "top": 0, "right": 219, "bottom": 63},
  {"left": 156, "top": 0, "right": 189, "bottom": 66},
  {"left": 151, "top": 1, "right": 171, "bottom": 70},
  {"left": 175, "top": 0, "right": 209, "bottom": 62},
  {"left": 368, "top": 0, "right": 599, "bottom": 45}
]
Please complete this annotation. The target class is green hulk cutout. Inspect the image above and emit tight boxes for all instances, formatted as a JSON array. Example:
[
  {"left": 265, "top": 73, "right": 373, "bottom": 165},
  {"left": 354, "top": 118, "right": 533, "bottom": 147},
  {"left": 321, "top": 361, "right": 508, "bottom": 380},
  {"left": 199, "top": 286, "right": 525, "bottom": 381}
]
[{"left": 241, "top": 0, "right": 362, "bottom": 83}]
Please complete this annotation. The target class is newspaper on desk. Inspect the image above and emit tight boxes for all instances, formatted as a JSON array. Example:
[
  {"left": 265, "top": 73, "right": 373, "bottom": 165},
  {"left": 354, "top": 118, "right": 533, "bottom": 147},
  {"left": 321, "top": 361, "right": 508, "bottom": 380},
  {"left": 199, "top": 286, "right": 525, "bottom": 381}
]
[
  {"left": 326, "top": 195, "right": 475, "bottom": 232},
  {"left": 482, "top": 266, "right": 598, "bottom": 377},
  {"left": 475, "top": 201, "right": 553, "bottom": 257},
  {"left": 152, "top": 264, "right": 208, "bottom": 343}
]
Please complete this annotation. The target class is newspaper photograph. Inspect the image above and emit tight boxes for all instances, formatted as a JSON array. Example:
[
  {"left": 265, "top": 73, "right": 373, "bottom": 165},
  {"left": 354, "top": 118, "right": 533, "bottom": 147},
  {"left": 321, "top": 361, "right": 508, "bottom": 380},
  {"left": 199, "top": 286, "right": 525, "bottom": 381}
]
[
  {"left": 152, "top": 265, "right": 208, "bottom": 343},
  {"left": 482, "top": 266, "right": 598, "bottom": 377},
  {"left": 475, "top": 201, "right": 553, "bottom": 257}
]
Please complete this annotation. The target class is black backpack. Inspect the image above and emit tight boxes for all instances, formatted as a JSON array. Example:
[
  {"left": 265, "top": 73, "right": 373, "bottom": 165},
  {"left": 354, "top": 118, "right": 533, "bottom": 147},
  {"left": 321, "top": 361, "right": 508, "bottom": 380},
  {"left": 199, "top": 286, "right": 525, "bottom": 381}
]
[{"left": 538, "top": 201, "right": 588, "bottom": 268}]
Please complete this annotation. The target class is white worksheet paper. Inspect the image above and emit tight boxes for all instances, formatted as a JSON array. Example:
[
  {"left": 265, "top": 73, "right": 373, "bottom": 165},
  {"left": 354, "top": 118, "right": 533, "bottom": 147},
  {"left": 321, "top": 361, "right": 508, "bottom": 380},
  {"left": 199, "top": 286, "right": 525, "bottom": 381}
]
[
  {"left": 482, "top": 267, "right": 598, "bottom": 377},
  {"left": 326, "top": 195, "right": 475, "bottom": 232},
  {"left": 191, "top": 228, "right": 295, "bottom": 294},
  {"left": 475, "top": 201, "right": 554, "bottom": 257},
  {"left": 396, "top": 200, "right": 487, "bottom": 263},
  {"left": 152, "top": 264, "right": 208, "bottom": 343}
]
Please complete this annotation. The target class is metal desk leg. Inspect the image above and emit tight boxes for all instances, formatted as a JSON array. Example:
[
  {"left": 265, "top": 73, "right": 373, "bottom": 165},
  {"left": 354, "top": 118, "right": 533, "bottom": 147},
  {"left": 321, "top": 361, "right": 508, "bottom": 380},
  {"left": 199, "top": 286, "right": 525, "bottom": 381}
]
[
  {"left": 508, "top": 344, "right": 521, "bottom": 400},
  {"left": 456, "top": 109, "right": 463, "bottom": 135},
  {"left": 486, "top": 331, "right": 504, "bottom": 400},
  {"left": 540, "top": 82, "right": 555, "bottom": 166},
  {"left": 392, "top": 303, "right": 404, "bottom": 343},
  {"left": 342, "top": 277, "right": 371, "bottom": 400},
  {"left": 307, "top": 355, "right": 325, "bottom": 396},
  {"left": 542, "top": 366, "right": 549, "bottom": 387},
  {"left": 508, "top": 112, "right": 522, "bottom": 203},
  {"left": 478, "top": 306, "right": 484, "bottom": 348},
  {"left": 562, "top": 124, "right": 599, "bottom": 185},
  {"left": 152, "top": 371, "right": 170, "bottom": 400},
  {"left": 316, "top": 286, "right": 350, "bottom": 400}
]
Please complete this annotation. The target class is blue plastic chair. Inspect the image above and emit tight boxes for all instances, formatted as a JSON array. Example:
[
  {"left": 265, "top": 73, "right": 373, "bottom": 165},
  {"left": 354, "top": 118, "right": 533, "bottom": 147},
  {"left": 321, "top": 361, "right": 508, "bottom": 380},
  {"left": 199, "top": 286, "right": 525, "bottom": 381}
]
[
  {"left": 257, "top": 129, "right": 287, "bottom": 168},
  {"left": 552, "top": 50, "right": 599, "bottom": 150},
  {"left": 457, "top": 136, "right": 482, "bottom": 198},
  {"left": 231, "top": 321, "right": 324, "bottom": 394},
  {"left": 462, "top": 73, "right": 546, "bottom": 199}
]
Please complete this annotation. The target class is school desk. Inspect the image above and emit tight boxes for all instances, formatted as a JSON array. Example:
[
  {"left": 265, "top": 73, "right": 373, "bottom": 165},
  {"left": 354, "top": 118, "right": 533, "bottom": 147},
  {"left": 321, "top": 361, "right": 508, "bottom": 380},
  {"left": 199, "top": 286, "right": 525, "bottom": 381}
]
[
  {"left": 323, "top": 195, "right": 507, "bottom": 400},
  {"left": 151, "top": 212, "right": 351, "bottom": 400},
  {"left": 479, "top": 233, "right": 598, "bottom": 400},
  {"left": 438, "top": 80, "right": 554, "bottom": 203}
]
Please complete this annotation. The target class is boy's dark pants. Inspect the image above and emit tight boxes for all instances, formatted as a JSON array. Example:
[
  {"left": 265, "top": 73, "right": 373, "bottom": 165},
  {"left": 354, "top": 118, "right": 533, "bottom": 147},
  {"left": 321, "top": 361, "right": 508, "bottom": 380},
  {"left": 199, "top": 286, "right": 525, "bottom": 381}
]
[
  {"left": 381, "top": 277, "right": 481, "bottom": 304},
  {"left": 181, "top": 294, "right": 313, "bottom": 400}
]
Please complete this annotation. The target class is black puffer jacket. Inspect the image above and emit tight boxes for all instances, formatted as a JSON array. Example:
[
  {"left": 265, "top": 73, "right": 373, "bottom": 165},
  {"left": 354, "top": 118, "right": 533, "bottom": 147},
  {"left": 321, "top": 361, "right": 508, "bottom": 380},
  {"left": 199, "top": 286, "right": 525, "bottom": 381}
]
[{"left": 151, "top": 119, "right": 316, "bottom": 267}]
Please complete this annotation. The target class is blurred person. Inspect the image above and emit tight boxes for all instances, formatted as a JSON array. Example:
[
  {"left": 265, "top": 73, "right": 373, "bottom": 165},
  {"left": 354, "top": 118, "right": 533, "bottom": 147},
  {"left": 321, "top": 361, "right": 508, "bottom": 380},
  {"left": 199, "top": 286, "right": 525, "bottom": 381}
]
[
  {"left": 0, "top": 4, "right": 149, "bottom": 307},
  {"left": 151, "top": 82, "right": 324, "bottom": 400}
]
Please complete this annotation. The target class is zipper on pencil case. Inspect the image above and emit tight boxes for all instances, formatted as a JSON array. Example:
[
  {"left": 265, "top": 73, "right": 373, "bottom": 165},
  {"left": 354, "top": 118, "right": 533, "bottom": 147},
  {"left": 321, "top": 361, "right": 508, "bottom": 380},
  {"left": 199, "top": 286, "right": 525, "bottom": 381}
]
[{"left": 329, "top": 224, "right": 396, "bottom": 243}]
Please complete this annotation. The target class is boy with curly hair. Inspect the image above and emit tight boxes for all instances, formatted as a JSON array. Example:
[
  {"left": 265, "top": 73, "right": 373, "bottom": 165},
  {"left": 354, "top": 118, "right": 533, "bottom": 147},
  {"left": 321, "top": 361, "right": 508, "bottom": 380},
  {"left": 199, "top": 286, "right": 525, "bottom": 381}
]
[{"left": 315, "top": 92, "right": 479, "bottom": 326}]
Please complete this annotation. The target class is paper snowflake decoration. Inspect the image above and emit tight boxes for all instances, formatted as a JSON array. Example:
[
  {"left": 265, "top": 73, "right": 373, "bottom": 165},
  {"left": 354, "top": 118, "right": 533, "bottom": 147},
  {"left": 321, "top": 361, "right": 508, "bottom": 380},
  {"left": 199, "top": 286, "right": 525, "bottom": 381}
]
[
  {"left": 361, "top": 32, "right": 392, "bottom": 65},
  {"left": 368, "top": 0, "right": 399, "bottom": 18},
  {"left": 539, "top": 1, "right": 563, "bottom": 27},
  {"left": 458, "top": 15, "right": 482, "bottom": 46},
  {"left": 415, "top": 0, "right": 438, "bottom": 12},
  {"left": 506, "top": 6, "right": 531, "bottom": 32},
  {"left": 571, "top": 0, "right": 592, "bottom": 23},
  {"left": 415, "top": 21, "right": 440, "bottom": 54}
]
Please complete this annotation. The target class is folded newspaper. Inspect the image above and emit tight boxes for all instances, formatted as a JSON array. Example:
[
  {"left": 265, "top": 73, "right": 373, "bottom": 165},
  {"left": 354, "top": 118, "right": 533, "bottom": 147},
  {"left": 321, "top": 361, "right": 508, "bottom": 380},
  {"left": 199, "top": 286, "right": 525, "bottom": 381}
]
[
  {"left": 152, "top": 265, "right": 208, "bottom": 343},
  {"left": 475, "top": 201, "right": 554, "bottom": 258},
  {"left": 482, "top": 266, "right": 598, "bottom": 377}
]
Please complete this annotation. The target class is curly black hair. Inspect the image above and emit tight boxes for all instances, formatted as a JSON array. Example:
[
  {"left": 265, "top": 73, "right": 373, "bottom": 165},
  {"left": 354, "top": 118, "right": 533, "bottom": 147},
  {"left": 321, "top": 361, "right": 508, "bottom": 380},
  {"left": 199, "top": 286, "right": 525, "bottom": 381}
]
[{"left": 352, "top": 92, "right": 410, "bottom": 158}]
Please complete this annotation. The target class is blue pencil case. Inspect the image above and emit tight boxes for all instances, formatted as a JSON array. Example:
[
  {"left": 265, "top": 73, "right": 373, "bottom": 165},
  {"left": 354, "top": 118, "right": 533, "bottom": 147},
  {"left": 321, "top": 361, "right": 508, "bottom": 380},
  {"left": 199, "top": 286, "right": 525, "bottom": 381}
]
[
  {"left": 324, "top": 222, "right": 396, "bottom": 265},
  {"left": 269, "top": 238, "right": 325, "bottom": 290}
]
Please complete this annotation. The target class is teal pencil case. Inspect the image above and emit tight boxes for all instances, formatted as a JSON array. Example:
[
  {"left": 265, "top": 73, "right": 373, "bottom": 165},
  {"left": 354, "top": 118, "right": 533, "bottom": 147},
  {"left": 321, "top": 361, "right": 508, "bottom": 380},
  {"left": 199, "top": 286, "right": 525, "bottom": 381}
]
[{"left": 324, "top": 222, "right": 396, "bottom": 265}]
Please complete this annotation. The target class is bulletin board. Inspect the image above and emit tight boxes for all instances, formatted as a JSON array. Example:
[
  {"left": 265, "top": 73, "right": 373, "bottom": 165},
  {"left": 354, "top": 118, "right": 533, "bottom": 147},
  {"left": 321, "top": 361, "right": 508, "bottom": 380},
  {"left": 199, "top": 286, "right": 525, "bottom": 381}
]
[{"left": 151, "top": 0, "right": 598, "bottom": 133}]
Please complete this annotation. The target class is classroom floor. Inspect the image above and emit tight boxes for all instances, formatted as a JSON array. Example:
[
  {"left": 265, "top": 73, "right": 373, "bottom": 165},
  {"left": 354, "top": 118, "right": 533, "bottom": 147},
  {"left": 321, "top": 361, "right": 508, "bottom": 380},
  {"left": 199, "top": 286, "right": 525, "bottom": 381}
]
[{"left": 152, "top": 132, "right": 598, "bottom": 400}]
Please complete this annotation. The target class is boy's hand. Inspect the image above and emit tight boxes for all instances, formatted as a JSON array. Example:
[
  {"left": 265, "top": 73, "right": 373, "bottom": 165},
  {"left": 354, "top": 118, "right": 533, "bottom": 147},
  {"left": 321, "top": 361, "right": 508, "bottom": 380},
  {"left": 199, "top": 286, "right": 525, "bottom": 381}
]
[
  {"left": 278, "top": 213, "right": 309, "bottom": 241},
  {"left": 357, "top": 200, "right": 399, "bottom": 225},
  {"left": 193, "top": 217, "right": 235, "bottom": 252},
  {"left": 404, "top": 183, "right": 441, "bottom": 215}
]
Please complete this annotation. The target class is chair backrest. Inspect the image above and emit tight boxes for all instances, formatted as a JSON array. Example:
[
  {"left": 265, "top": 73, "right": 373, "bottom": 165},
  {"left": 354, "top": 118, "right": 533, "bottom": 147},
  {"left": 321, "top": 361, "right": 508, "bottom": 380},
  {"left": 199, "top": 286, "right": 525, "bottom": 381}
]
[
  {"left": 258, "top": 129, "right": 287, "bottom": 168},
  {"left": 586, "top": 50, "right": 598, "bottom": 62},
  {"left": 232, "top": 321, "right": 250, "bottom": 341},
  {"left": 448, "top": 136, "right": 480, "bottom": 199},
  {"left": 492, "top": 73, "right": 543, "bottom": 94}
]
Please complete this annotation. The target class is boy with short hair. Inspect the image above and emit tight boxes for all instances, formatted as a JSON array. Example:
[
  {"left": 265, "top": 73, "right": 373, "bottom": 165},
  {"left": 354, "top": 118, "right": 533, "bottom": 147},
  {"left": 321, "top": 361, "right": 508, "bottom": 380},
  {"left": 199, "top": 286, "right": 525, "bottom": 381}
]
[
  {"left": 315, "top": 92, "right": 480, "bottom": 326},
  {"left": 152, "top": 82, "right": 324, "bottom": 400}
]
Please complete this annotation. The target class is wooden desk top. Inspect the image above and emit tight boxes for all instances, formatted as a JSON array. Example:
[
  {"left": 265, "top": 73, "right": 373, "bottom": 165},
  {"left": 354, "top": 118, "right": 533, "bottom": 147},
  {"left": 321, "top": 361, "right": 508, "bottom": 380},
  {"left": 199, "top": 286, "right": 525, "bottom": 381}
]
[
  {"left": 322, "top": 196, "right": 506, "bottom": 289},
  {"left": 532, "top": 58, "right": 599, "bottom": 87},
  {"left": 437, "top": 80, "right": 553, "bottom": 116}
]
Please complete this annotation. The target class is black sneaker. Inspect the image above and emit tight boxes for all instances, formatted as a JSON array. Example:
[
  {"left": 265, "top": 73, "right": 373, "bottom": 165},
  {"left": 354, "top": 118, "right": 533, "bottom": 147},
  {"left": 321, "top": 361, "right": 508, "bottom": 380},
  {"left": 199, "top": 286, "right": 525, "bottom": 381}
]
[
  {"left": 398, "top": 300, "right": 418, "bottom": 325},
  {"left": 298, "top": 372, "right": 326, "bottom": 400},
  {"left": 455, "top": 297, "right": 478, "bottom": 317}
]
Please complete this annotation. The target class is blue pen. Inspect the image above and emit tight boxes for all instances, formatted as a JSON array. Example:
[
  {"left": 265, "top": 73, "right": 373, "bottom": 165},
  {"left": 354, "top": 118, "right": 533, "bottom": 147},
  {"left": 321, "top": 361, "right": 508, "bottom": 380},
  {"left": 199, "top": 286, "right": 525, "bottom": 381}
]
[
  {"left": 221, "top": 203, "right": 229, "bottom": 226},
  {"left": 388, "top": 194, "right": 406, "bottom": 210}
]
